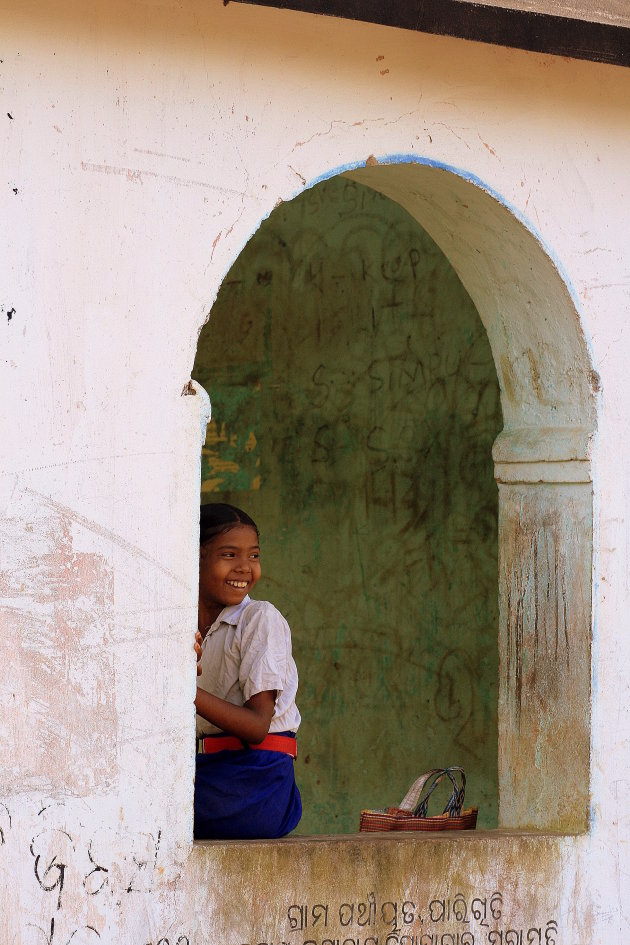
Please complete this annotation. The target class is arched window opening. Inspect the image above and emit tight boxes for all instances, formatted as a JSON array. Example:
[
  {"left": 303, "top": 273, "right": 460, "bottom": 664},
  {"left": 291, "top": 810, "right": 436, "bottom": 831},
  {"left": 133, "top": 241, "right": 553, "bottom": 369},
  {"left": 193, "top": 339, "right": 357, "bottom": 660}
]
[{"left": 192, "top": 176, "right": 502, "bottom": 835}]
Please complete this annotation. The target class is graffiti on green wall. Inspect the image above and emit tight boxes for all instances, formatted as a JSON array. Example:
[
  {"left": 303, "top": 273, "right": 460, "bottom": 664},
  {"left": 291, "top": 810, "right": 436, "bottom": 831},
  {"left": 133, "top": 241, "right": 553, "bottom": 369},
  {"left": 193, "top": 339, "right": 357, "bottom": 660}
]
[{"left": 193, "top": 177, "right": 503, "bottom": 833}]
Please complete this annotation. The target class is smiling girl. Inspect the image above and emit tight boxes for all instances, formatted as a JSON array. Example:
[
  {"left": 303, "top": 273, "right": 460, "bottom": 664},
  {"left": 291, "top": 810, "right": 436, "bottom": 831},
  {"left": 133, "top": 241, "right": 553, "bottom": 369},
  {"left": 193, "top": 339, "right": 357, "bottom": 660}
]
[{"left": 194, "top": 503, "right": 302, "bottom": 839}]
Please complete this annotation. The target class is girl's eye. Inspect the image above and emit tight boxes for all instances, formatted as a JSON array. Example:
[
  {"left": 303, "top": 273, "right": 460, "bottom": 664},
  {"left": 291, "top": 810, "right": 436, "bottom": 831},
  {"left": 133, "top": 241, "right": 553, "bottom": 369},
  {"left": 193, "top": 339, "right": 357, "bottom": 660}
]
[{"left": 250, "top": 553, "right": 260, "bottom": 560}]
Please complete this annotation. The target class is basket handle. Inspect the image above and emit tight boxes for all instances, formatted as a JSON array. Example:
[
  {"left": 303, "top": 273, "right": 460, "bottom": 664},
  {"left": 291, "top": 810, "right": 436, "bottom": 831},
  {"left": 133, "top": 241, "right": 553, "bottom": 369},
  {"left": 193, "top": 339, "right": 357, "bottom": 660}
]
[
  {"left": 398, "top": 769, "right": 443, "bottom": 812},
  {"left": 413, "top": 766, "right": 466, "bottom": 818}
]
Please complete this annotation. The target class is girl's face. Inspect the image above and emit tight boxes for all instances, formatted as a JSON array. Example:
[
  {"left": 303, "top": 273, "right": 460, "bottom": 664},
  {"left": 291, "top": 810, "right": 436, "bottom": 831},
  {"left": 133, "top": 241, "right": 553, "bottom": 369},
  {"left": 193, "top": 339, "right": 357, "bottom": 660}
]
[{"left": 199, "top": 524, "right": 261, "bottom": 614}]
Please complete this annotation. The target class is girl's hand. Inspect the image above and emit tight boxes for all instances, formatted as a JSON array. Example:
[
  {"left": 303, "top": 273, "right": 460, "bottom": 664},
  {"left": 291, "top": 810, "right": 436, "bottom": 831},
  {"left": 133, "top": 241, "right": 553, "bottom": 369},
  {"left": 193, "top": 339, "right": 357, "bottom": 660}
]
[{"left": 195, "top": 630, "right": 203, "bottom": 676}]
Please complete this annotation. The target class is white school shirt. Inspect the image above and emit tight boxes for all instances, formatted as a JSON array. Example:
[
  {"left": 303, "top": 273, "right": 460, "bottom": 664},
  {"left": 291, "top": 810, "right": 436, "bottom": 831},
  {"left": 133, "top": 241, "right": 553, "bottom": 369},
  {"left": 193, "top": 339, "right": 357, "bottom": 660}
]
[{"left": 196, "top": 595, "right": 301, "bottom": 737}]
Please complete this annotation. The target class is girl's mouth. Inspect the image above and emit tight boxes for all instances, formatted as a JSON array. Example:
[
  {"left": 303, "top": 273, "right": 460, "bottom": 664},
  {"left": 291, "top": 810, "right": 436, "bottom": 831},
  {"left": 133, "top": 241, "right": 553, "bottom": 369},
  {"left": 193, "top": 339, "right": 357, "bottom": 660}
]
[{"left": 226, "top": 580, "right": 248, "bottom": 589}]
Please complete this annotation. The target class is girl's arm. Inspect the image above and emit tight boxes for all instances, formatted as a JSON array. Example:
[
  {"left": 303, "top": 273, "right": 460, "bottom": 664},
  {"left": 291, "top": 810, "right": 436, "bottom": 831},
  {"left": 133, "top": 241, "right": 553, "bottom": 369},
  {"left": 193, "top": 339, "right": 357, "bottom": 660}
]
[
  {"left": 194, "top": 632, "right": 275, "bottom": 742},
  {"left": 195, "top": 687, "right": 275, "bottom": 744}
]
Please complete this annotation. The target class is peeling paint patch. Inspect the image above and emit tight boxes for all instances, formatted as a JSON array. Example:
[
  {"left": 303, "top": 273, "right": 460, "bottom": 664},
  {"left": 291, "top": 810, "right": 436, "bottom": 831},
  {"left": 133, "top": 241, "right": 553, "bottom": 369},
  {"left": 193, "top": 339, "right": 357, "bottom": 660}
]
[
  {"left": 527, "top": 348, "right": 544, "bottom": 403},
  {"left": 210, "top": 230, "right": 222, "bottom": 261},
  {"left": 0, "top": 493, "right": 117, "bottom": 794},
  {"left": 499, "top": 484, "right": 591, "bottom": 831},
  {"left": 504, "top": 513, "right": 570, "bottom": 725},
  {"left": 500, "top": 354, "right": 517, "bottom": 402}
]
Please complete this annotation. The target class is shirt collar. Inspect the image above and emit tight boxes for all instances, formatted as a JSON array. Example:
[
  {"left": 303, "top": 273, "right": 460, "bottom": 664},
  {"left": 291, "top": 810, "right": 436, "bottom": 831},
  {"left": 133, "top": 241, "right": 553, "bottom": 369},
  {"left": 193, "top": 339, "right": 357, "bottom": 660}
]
[{"left": 206, "top": 595, "right": 251, "bottom": 635}]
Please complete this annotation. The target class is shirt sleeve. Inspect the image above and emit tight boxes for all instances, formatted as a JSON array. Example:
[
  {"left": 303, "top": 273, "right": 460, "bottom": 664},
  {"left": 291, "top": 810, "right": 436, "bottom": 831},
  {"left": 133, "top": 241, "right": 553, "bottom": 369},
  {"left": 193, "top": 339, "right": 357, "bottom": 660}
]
[{"left": 238, "top": 601, "right": 290, "bottom": 704}]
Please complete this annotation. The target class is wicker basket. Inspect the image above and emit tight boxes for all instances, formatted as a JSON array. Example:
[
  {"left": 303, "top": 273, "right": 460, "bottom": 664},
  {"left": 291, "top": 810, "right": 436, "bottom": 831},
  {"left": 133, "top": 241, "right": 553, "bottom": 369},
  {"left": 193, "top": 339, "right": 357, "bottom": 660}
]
[{"left": 359, "top": 766, "right": 478, "bottom": 832}]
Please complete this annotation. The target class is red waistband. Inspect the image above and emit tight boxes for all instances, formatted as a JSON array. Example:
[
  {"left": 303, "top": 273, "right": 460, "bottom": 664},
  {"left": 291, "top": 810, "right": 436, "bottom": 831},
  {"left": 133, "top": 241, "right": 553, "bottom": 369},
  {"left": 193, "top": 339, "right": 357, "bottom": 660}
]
[{"left": 196, "top": 733, "right": 297, "bottom": 759}]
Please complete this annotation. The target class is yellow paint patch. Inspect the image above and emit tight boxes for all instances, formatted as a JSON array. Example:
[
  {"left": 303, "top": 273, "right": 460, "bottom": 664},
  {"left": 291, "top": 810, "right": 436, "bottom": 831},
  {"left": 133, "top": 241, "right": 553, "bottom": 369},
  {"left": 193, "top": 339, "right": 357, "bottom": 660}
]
[
  {"left": 201, "top": 448, "right": 240, "bottom": 474},
  {"left": 201, "top": 477, "right": 225, "bottom": 493},
  {"left": 205, "top": 420, "right": 229, "bottom": 446}
]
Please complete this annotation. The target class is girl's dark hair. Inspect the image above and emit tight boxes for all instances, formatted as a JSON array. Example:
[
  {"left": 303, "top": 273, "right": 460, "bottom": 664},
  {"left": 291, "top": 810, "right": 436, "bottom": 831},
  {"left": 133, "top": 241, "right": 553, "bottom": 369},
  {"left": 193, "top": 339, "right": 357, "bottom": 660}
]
[{"left": 199, "top": 503, "right": 259, "bottom": 546}]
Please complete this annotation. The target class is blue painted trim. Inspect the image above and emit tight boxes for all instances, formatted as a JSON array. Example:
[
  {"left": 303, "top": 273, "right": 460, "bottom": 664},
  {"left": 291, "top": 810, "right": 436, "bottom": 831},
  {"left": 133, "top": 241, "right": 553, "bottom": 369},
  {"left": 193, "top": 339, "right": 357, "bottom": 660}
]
[
  {"left": 307, "top": 153, "right": 586, "bottom": 316},
  {"left": 305, "top": 152, "right": 601, "bottom": 400},
  {"left": 260, "top": 150, "right": 598, "bottom": 396}
]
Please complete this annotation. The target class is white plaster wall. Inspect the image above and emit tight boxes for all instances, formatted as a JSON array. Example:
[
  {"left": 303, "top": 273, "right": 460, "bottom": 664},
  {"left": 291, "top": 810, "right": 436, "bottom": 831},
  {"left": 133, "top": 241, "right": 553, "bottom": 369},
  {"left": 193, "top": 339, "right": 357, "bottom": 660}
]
[{"left": 1, "top": 1, "right": 629, "bottom": 942}]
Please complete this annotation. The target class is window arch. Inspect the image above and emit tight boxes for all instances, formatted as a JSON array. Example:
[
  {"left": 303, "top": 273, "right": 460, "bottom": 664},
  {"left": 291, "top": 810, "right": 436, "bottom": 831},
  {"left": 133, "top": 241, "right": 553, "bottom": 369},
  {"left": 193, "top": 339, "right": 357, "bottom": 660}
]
[
  {"left": 188, "top": 156, "right": 596, "bottom": 834},
  {"left": 192, "top": 174, "right": 502, "bottom": 834}
]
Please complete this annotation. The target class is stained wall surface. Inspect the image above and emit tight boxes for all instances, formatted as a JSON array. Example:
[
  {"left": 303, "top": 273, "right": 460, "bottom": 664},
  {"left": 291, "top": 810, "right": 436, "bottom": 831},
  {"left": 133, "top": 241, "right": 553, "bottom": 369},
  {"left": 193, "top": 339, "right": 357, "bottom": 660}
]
[
  {"left": 2, "top": 1, "right": 630, "bottom": 943},
  {"left": 193, "top": 177, "right": 502, "bottom": 833},
  {"left": 453, "top": 0, "right": 630, "bottom": 27}
]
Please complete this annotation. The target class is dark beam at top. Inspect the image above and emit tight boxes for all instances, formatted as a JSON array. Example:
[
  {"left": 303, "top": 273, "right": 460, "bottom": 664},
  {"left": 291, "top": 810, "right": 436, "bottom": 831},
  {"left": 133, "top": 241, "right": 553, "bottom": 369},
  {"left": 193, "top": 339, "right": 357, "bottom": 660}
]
[{"left": 227, "top": 0, "right": 630, "bottom": 69}]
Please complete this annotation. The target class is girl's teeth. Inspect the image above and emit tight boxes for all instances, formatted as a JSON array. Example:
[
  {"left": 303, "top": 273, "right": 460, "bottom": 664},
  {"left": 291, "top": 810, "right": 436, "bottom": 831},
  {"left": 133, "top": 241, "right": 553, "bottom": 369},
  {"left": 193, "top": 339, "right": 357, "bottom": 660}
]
[{"left": 227, "top": 580, "right": 247, "bottom": 588}]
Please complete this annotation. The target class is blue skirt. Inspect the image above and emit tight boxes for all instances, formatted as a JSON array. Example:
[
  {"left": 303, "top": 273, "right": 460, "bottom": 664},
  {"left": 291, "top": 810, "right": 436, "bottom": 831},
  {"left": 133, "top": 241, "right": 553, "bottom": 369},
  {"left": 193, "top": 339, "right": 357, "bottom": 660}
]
[{"left": 194, "top": 733, "right": 302, "bottom": 840}]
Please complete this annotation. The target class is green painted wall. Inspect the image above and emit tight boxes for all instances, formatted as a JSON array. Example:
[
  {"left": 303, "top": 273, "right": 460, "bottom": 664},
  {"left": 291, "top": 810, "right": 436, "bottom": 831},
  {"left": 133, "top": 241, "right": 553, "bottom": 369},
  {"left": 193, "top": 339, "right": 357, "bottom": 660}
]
[{"left": 192, "top": 178, "right": 502, "bottom": 834}]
